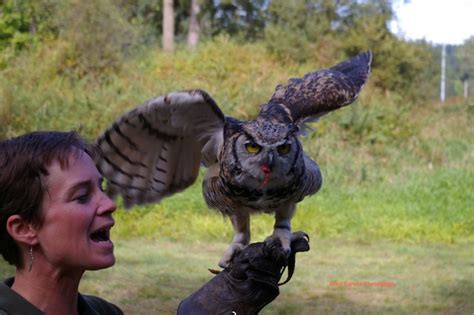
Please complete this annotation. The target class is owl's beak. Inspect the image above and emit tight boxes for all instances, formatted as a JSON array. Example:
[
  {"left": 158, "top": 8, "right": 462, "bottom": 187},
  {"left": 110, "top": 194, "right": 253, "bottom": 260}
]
[{"left": 262, "top": 152, "right": 274, "bottom": 171}]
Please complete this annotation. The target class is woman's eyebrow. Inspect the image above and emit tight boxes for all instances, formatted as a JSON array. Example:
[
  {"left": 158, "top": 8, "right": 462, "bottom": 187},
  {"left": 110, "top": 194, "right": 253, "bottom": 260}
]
[{"left": 65, "top": 180, "right": 93, "bottom": 198}]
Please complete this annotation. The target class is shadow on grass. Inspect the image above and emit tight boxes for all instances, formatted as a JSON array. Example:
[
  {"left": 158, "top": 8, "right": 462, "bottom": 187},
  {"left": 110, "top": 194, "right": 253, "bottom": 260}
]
[{"left": 432, "top": 279, "right": 474, "bottom": 314}]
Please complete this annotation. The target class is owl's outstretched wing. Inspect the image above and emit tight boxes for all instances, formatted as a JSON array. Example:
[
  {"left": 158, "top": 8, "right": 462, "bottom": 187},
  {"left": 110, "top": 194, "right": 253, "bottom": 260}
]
[
  {"left": 258, "top": 51, "right": 372, "bottom": 131},
  {"left": 91, "top": 89, "right": 225, "bottom": 208}
]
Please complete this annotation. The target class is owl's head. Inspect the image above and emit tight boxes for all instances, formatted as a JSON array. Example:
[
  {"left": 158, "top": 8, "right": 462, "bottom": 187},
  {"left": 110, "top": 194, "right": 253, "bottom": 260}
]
[{"left": 222, "top": 118, "right": 303, "bottom": 189}]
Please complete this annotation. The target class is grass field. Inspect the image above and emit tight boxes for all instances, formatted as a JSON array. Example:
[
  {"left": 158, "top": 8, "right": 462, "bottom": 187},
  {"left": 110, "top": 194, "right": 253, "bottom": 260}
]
[
  {"left": 2, "top": 238, "right": 472, "bottom": 314},
  {"left": 109, "top": 164, "right": 474, "bottom": 245}
]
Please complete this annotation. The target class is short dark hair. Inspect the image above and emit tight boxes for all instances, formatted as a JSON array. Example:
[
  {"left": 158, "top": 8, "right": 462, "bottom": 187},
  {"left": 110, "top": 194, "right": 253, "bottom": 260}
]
[{"left": 0, "top": 131, "right": 88, "bottom": 267}]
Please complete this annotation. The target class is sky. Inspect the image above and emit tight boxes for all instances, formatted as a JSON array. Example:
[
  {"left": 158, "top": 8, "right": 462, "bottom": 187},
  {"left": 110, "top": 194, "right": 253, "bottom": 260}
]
[{"left": 390, "top": 0, "right": 474, "bottom": 45}]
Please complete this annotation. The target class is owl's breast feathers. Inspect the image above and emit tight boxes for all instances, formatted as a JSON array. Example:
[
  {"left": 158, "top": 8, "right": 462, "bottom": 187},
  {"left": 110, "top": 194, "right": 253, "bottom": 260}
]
[{"left": 203, "top": 160, "right": 320, "bottom": 215}]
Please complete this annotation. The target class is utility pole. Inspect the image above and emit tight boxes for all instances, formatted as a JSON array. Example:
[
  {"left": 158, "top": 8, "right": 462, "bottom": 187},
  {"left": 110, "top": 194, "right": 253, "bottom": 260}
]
[{"left": 440, "top": 44, "right": 446, "bottom": 102}]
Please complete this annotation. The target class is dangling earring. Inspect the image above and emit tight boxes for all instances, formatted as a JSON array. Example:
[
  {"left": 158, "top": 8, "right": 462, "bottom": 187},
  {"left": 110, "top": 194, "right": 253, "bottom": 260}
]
[{"left": 28, "top": 246, "right": 34, "bottom": 272}]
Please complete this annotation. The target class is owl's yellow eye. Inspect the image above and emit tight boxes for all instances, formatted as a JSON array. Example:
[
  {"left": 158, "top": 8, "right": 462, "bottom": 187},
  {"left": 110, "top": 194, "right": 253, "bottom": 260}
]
[
  {"left": 277, "top": 144, "right": 291, "bottom": 154},
  {"left": 245, "top": 143, "right": 261, "bottom": 154}
]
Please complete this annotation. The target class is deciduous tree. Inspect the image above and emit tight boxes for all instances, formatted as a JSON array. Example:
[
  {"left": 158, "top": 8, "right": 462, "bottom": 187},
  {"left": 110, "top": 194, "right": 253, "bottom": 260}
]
[
  {"left": 187, "top": 0, "right": 200, "bottom": 49},
  {"left": 162, "top": 0, "right": 174, "bottom": 51}
]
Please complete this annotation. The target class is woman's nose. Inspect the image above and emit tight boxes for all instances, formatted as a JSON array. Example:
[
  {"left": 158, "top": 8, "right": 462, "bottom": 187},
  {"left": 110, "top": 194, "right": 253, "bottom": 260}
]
[{"left": 97, "top": 192, "right": 117, "bottom": 214}]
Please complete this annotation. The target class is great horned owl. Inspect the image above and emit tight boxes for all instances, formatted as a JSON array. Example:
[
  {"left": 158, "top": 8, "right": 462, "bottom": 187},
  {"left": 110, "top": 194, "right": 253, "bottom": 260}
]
[{"left": 93, "top": 51, "right": 372, "bottom": 267}]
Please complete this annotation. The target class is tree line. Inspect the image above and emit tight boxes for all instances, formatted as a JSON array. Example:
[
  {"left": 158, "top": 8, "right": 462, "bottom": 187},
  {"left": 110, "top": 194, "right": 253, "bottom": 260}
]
[{"left": 0, "top": 0, "right": 473, "bottom": 99}]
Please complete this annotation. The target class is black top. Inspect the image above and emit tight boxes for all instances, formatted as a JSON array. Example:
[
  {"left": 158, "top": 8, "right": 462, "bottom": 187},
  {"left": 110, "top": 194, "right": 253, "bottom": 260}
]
[{"left": 0, "top": 278, "right": 123, "bottom": 315}]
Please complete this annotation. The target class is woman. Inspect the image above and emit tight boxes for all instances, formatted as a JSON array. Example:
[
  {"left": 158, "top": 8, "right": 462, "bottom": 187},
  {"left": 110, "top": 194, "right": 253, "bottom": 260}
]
[{"left": 0, "top": 131, "right": 122, "bottom": 314}]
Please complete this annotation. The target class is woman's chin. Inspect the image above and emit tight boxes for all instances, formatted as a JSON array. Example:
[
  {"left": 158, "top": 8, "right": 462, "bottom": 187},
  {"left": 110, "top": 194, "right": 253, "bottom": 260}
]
[
  {"left": 88, "top": 255, "right": 116, "bottom": 270},
  {"left": 86, "top": 245, "right": 116, "bottom": 270}
]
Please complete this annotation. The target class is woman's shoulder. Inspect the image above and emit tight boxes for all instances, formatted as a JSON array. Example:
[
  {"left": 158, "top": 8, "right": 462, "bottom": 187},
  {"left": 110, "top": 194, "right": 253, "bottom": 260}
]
[
  {"left": 79, "top": 294, "right": 123, "bottom": 315},
  {"left": 0, "top": 278, "right": 43, "bottom": 315}
]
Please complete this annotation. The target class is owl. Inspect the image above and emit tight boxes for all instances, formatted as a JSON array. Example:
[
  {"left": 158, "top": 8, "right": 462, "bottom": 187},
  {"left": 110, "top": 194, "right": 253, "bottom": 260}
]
[{"left": 92, "top": 51, "right": 372, "bottom": 267}]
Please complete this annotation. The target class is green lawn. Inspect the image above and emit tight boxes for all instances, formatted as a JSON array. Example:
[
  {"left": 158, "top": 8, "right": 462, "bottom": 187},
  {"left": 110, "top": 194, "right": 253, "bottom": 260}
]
[
  {"left": 109, "top": 165, "right": 474, "bottom": 245},
  {"left": 2, "top": 238, "right": 472, "bottom": 314}
]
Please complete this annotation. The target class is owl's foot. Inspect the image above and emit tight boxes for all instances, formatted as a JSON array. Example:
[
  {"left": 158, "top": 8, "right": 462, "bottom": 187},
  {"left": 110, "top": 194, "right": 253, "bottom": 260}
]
[
  {"left": 264, "top": 228, "right": 292, "bottom": 265},
  {"left": 263, "top": 231, "right": 309, "bottom": 266},
  {"left": 291, "top": 230, "right": 310, "bottom": 243},
  {"left": 219, "top": 242, "right": 246, "bottom": 268}
]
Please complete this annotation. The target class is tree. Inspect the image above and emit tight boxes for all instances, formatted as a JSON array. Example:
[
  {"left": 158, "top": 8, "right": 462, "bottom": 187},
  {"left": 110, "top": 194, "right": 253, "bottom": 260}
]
[
  {"left": 162, "top": 0, "right": 174, "bottom": 51},
  {"left": 456, "top": 37, "right": 474, "bottom": 98},
  {"left": 204, "top": 0, "right": 267, "bottom": 40},
  {"left": 266, "top": 0, "right": 377, "bottom": 64},
  {"left": 186, "top": 0, "right": 200, "bottom": 48},
  {"left": 338, "top": 0, "right": 431, "bottom": 97},
  {"left": 0, "top": 0, "right": 58, "bottom": 51},
  {"left": 58, "top": 0, "right": 139, "bottom": 76},
  {"left": 116, "top": 0, "right": 162, "bottom": 43}
]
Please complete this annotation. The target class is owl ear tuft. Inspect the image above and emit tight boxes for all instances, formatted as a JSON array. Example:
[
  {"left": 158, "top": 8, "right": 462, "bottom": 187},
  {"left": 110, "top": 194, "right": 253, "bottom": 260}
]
[
  {"left": 289, "top": 124, "right": 300, "bottom": 136},
  {"left": 224, "top": 117, "right": 243, "bottom": 139}
]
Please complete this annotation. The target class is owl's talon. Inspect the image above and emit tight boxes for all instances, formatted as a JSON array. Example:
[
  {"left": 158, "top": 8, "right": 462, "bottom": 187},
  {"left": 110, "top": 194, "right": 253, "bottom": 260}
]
[
  {"left": 273, "top": 247, "right": 291, "bottom": 266},
  {"left": 262, "top": 236, "right": 291, "bottom": 265},
  {"left": 264, "top": 232, "right": 293, "bottom": 265},
  {"left": 219, "top": 242, "right": 245, "bottom": 268},
  {"left": 291, "top": 231, "right": 310, "bottom": 243}
]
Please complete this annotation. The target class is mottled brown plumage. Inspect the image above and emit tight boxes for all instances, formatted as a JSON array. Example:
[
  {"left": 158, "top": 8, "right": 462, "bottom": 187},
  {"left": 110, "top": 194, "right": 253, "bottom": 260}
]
[{"left": 92, "top": 51, "right": 372, "bottom": 267}]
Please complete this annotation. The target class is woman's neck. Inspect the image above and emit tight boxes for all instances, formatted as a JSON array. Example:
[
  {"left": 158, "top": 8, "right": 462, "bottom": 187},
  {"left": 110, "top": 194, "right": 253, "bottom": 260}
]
[{"left": 12, "top": 267, "right": 83, "bottom": 315}]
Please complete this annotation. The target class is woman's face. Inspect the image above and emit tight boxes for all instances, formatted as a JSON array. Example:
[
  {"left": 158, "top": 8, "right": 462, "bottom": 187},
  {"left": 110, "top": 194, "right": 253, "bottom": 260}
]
[{"left": 36, "top": 150, "right": 117, "bottom": 272}]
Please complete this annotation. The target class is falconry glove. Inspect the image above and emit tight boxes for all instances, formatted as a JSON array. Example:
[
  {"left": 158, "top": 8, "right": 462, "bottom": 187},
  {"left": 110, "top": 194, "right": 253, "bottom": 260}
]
[{"left": 177, "top": 231, "right": 310, "bottom": 315}]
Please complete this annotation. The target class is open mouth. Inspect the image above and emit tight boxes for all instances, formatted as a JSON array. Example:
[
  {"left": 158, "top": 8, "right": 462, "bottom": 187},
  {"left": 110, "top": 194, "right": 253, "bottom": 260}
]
[{"left": 90, "top": 228, "right": 111, "bottom": 243}]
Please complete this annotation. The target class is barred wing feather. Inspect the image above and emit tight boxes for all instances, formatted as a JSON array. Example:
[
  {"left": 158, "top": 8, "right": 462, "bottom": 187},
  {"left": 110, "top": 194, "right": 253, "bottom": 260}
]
[
  {"left": 259, "top": 51, "right": 372, "bottom": 132},
  {"left": 93, "top": 90, "right": 225, "bottom": 208}
]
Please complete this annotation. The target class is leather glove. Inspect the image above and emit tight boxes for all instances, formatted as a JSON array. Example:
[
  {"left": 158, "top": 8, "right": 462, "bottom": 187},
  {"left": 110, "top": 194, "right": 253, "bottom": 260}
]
[{"left": 177, "top": 231, "right": 310, "bottom": 315}]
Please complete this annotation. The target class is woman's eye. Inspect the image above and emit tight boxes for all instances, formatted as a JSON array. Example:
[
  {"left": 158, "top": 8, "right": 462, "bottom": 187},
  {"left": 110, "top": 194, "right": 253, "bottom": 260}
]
[
  {"left": 245, "top": 143, "right": 262, "bottom": 154},
  {"left": 74, "top": 188, "right": 91, "bottom": 204},
  {"left": 277, "top": 144, "right": 291, "bottom": 154},
  {"left": 75, "top": 194, "right": 91, "bottom": 204}
]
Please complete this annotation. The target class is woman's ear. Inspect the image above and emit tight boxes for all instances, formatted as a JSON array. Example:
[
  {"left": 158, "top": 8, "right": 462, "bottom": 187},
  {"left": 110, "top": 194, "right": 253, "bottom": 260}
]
[{"left": 6, "top": 215, "right": 39, "bottom": 246}]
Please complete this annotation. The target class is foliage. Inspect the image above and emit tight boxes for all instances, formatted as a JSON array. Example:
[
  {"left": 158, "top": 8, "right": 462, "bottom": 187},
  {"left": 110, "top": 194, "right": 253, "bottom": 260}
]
[
  {"left": 264, "top": 0, "right": 350, "bottom": 64},
  {"left": 0, "top": 0, "right": 451, "bottom": 101},
  {"left": 0, "top": 0, "right": 58, "bottom": 67},
  {"left": 0, "top": 0, "right": 35, "bottom": 51},
  {"left": 337, "top": 1, "right": 430, "bottom": 97},
  {"left": 56, "top": 0, "right": 141, "bottom": 77},
  {"left": 203, "top": 0, "right": 268, "bottom": 40},
  {"left": 0, "top": 37, "right": 286, "bottom": 139},
  {"left": 0, "top": 0, "right": 57, "bottom": 49},
  {"left": 117, "top": 0, "right": 162, "bottom": 42},
  {"left": 456, "top": 36, "right": 474, "bottom": 98},
  {"left": 262, "top": 0, "right": 433, "bottom": 101},
  {"left": 456, "top": 36, "right": 474, "bottom": 79},
  {"left": 0, "top": 0, "right": 142, "bottom": 75}
]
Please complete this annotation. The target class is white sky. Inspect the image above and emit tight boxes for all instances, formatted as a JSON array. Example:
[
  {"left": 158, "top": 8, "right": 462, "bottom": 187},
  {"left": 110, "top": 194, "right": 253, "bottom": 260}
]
[{"left": 390, "top": 0, "right": 474, "bottom": 45}]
